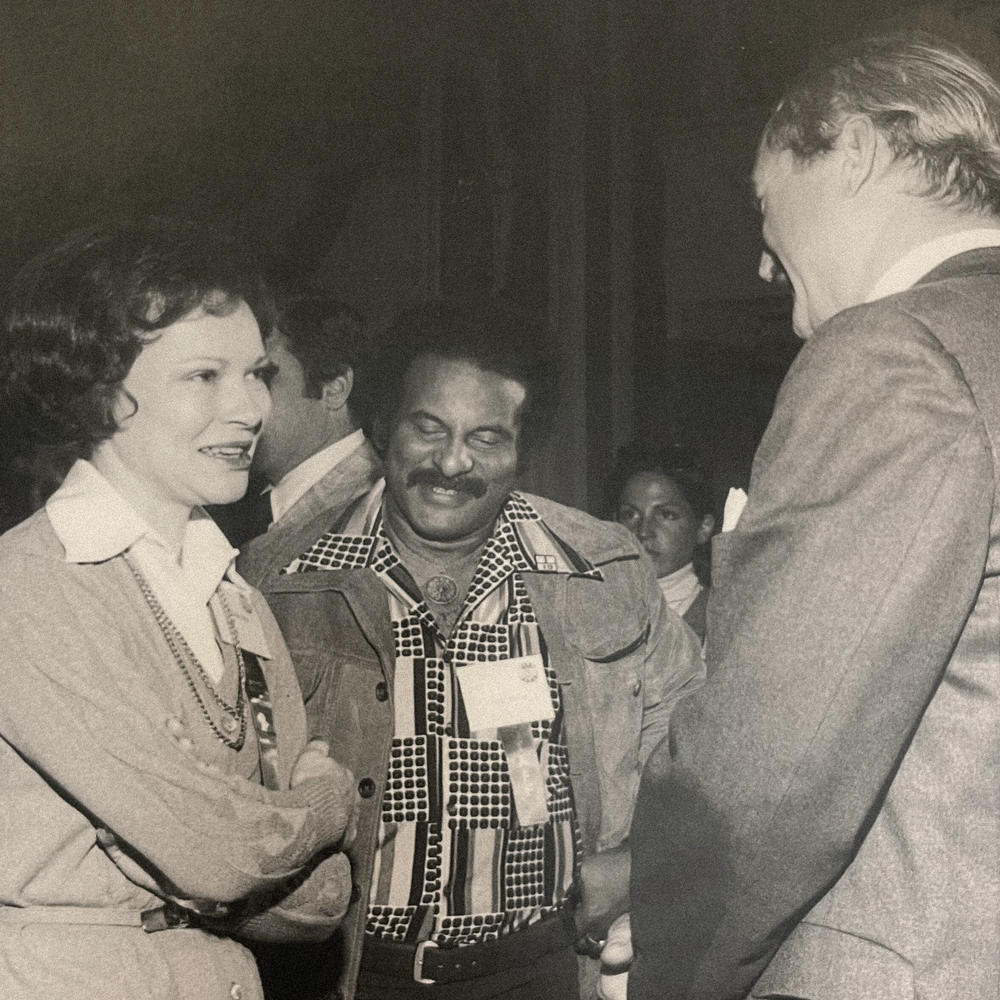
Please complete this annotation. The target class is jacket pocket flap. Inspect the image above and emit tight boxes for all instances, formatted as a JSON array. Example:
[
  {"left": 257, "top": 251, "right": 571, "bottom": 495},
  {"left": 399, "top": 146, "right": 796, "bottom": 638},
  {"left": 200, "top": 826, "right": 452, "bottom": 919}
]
[
  {"left": 559, "top": 581, "right": 648, "bottom": 662},
  {"left": 585, "top": 622, "right": 650, "bottom": 662}
]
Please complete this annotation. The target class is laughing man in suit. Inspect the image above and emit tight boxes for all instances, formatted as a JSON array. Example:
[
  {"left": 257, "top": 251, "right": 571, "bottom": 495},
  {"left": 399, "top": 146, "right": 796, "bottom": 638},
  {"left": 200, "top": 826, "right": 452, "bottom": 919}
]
[{"left": 630, "top": 32, "right": 1000, "bottom": 1000}]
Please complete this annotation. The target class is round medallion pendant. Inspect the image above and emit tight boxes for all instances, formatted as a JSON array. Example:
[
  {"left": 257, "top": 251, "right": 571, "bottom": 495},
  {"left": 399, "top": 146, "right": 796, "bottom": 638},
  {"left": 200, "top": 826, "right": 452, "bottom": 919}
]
[{"left": 425, "top": 574, "right": 459, "bottom": 605}]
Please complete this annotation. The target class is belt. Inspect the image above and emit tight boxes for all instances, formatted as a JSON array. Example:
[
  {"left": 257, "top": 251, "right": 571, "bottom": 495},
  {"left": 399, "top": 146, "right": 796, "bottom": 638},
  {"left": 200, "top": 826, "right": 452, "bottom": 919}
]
[
  {"left": 360, "top": 913, "right": 578, "bottom": 985},
  {"left": 0, "top": 901, "right": 199, "bottom": 933}
]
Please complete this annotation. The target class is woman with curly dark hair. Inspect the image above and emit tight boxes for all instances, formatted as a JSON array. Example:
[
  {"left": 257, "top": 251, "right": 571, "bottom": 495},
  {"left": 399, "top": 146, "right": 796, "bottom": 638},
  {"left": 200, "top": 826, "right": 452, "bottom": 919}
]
[
  {"left": 0, "top": 220, "right": 356, "bottom": 1000},
  {"left": 609, "top": 441, "right": 716, "bottom": 641}
]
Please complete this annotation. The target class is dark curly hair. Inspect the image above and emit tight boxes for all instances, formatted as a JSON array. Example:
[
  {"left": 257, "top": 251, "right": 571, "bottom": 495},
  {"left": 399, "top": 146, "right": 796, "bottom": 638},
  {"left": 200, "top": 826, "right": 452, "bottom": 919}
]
[
  {"left": 606, "top": 441, "right": 714, "bottom": 522},
  {"left": 607, "top": 440, "right": 716, "bottom": 585},
  {"left": 0, "top": 218, "right": 273, "bottom": 484},
  {"left": 370, "top": 298, "right": 560, "bottom": 465}
]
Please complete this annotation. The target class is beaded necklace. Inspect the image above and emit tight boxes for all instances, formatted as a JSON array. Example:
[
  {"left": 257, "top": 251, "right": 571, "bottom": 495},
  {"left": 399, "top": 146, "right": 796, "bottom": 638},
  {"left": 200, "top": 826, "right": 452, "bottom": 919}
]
[{"left": 123, "top": 552, "right": 247, "bottom": 750}]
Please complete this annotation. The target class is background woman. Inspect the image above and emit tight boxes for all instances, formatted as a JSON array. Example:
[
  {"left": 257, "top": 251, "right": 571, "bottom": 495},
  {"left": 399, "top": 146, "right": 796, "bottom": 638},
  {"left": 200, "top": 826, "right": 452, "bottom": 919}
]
[
  {"left": 609, "top": 441, "right": 715, "bottom": 641},
  {"left": 0, "top": 219, "right": 356, "bottom": 1000}
]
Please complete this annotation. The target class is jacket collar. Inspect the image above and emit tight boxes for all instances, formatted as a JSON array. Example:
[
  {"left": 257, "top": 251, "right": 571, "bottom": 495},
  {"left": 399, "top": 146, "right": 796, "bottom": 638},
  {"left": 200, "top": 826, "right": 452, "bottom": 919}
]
[
  {"left": 867, "top": 229, "right": 1000, "bottom": 302},
  {"left": 269, "top": 429, "right": 366, "bottom": 521},
  {"left": 917, "top": 243, "right": 1000, "bottom": 284},
  {"left": 281, "top": 479, "right": 603, "bottom": 581},
  {"left": 271, "top": 431, "right": 380, "bottom": 530}
]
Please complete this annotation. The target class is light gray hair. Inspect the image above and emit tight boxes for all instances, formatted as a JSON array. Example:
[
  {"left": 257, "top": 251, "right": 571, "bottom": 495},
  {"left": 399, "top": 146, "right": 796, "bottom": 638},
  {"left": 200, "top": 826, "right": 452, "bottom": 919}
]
[{"left": 762, "top": 33, "right": 1000, "bottom": 215}]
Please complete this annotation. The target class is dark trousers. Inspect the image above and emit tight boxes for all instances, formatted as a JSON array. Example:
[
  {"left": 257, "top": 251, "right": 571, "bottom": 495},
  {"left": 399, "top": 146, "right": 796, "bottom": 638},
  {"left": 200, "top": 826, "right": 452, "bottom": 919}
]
[{"left": 354, "top": 943, "right": 581, "bottom": 1000}]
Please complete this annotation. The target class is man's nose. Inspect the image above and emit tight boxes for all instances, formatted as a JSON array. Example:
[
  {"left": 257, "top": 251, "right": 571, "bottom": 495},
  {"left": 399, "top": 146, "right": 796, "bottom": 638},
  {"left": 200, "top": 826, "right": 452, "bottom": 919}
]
[
  {"left": 434, "top": 438, "right": 474, "bottom": 477},
  {"left": 759, "top": 249, "right": 791, "bottom": 289},
  {"left": 759, "top": 249, "right": 778, "bottom": 282}
]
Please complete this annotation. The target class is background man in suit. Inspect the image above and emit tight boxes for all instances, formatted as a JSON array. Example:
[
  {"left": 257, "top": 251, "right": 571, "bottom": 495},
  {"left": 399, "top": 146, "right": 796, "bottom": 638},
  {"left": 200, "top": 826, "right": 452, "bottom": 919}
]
[
  {"left": 211, "top": 291, "right": 381, "bottom": 549},
  {"left": 241, "top": 299, "right": 704, "bottom": 1000},
  {"left": 630, "top": 33, "right": 1000, "bottom": 1000}
]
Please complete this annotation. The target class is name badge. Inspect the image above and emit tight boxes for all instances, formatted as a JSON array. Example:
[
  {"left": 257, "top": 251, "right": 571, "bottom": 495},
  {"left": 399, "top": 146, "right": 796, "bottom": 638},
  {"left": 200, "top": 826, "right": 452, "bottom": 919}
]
[{"left": 455, "top": 655, "right": 555, "bottom": 733}]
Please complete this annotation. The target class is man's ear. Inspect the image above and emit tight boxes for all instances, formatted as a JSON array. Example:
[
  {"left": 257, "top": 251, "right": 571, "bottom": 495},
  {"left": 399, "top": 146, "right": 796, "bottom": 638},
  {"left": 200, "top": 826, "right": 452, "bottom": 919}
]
[
  {"left": 837, "top": 115, "right": 882, "bottom": 196},
  {"left": 320, "top": 367, "right": 354, "bottom": 412}
]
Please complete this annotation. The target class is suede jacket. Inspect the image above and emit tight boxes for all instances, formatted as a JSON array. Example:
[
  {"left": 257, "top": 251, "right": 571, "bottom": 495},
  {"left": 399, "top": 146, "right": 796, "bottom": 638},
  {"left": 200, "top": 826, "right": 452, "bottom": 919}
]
[{"left": 241, "top": 489, "right": 704, "bottom": 1000}]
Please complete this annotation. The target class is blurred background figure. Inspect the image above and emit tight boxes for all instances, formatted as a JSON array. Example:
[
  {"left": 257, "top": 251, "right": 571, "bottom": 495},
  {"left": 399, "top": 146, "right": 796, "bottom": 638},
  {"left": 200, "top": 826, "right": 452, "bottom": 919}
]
[
  {"left": 0, "top": 219, "right": 357, "bottom": 1000},
  {"left": 210, "top": 290, "right": 380, "bottom": 551},
  {"left": 609, "top": 441, "right": 715, "bottom": 641}
]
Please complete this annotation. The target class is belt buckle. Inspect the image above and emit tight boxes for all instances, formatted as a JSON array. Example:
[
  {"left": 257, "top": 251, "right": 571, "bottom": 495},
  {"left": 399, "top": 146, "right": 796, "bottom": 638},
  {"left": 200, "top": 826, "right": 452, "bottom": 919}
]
[
  {"left": 412, "top": 939, "right": 438, "bottom": 985},
  {"left": 140, "top": 903, "right": 191, "bottom": 933}
]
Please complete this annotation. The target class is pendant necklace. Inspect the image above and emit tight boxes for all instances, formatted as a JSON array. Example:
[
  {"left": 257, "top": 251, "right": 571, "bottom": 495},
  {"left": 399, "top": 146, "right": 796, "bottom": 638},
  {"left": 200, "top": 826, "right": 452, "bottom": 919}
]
[
  {"left": 424, "top": 574, "right": 459, "bottom": 605},
  {"left": 384, "top": 522, "right": 482, "bottom": 609},
  {"left": 123, "top": 553, "right": 247, "bottom": 750}
]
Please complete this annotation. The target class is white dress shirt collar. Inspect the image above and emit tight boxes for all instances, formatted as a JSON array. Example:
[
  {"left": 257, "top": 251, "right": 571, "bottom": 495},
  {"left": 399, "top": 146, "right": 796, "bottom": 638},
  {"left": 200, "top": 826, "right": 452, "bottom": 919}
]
[
  {"left": 866, "top": 228, "right": 1000, "bottom": 302},
  {"left": 269, "top": 428, "right": 365, "bottom": 523}
]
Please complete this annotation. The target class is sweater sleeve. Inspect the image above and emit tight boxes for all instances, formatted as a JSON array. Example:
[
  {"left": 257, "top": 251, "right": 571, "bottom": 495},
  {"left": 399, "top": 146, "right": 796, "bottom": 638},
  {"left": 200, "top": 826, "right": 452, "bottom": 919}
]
[
  {"left": 0, "top": 557, "right": 357, "bottom": 904},
  {"left": 231, "top": 850, "right": 353, "bottom": 943}
]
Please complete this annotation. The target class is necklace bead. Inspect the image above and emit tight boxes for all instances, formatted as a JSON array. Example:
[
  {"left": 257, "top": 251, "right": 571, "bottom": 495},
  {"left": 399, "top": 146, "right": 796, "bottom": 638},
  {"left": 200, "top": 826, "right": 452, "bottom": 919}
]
[{"left": 123, "top": 553, "right": 247, "bottom": 750}]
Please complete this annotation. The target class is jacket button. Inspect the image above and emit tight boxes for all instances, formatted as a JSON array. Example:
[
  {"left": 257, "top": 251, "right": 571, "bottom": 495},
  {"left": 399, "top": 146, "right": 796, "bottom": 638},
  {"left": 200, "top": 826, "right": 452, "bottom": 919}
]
[
  {"left": 632, "top": 679, "right": 642, "bottom": 696},
  {"left": 358, "top": 778, "right": 376, "bottom": 798},
  {"left": 229, "top": 985, "right": 243, "bottom": 1000},
  {"left": 375, "top": 681, "right": 389, "bottom": 702}
]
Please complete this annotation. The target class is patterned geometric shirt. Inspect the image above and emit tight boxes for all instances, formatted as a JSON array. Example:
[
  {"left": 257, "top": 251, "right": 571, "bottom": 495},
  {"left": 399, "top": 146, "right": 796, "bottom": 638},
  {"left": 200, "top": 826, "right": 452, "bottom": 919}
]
[{"left": 285, "top": 481, "right": 604, "bottom": 947}]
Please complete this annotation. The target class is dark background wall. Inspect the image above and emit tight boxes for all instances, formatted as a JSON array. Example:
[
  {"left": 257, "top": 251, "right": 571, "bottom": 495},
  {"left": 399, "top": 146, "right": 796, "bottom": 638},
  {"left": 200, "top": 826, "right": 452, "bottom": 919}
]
[{"left": 2, "top": 0, "right": 998, "bottom": 518}]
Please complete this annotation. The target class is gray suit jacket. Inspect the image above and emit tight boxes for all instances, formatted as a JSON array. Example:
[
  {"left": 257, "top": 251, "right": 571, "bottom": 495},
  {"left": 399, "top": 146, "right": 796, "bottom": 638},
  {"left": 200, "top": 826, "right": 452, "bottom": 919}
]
[
  {"left": 239, "top": 438, "right": 381, "bottom": 577},
  {"left": 630, "top": 249, "right": 1000, "bottom": 1000}
]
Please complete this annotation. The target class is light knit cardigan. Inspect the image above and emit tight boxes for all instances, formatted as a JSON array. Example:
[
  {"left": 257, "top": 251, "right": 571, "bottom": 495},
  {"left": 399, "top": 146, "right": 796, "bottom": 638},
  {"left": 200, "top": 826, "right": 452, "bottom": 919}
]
[{"left": 0, "top": 508, "right": 354, "bottom": 1000}]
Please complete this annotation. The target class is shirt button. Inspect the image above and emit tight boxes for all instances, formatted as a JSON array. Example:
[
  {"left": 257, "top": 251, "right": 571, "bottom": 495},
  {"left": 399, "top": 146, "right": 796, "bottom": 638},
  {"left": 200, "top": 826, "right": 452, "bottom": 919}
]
[
  {"left": 632, "top": 679, "right": 642, "bottom": 696},
  {"left": 375, "top": 681, "right": 389, "bottom": 702},
  {"left": 229, "top": 984, "right": 243, "bottom": 1000},
  {"left": 358, "top": 778, "right": 376, "bottom": 798}
]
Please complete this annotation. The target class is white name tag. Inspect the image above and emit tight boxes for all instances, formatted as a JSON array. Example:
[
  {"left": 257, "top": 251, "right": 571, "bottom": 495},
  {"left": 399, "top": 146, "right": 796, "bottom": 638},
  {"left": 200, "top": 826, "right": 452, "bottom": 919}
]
[{"left": 456, "top": 655, "right": 555, "bottom": 733}]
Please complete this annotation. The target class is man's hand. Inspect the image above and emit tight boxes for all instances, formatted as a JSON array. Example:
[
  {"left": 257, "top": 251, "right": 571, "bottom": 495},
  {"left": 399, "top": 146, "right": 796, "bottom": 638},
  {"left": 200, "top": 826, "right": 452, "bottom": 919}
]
[
  {"left": 573, "top": 843, "right": 631, "bottom": 947},
  {"left": 597, "top": 913, "right": 633, "bottom": 1000}
]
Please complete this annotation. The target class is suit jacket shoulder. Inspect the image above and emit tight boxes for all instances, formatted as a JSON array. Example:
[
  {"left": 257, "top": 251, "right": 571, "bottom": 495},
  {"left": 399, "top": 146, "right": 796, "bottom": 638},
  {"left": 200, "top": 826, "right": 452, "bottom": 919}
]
[
  {"left": 237, "top": 441, "right": 380, "bottom": 588},
  {"left": 630, "top": 252, "right": 999, "bottom": 1000},
  {"left": 277, "top": 438, "right": 381, "bottom": 534}
]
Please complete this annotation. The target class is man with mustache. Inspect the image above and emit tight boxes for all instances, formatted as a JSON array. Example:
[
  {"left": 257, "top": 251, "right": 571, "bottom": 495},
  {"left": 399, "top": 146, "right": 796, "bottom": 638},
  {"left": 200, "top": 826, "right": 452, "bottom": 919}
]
[{"left": 240, "top": 298, "right": 704, "bottom": 1000}]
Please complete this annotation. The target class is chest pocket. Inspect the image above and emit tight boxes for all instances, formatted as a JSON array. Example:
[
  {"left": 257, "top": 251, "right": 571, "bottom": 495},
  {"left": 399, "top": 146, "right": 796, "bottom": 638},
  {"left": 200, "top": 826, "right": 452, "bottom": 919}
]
[
  {"left": 552, "top": 570, "right": 650, "bottom": 850},
  {"left": 561, "top": 574, "right": 648, "bottom": 665}
]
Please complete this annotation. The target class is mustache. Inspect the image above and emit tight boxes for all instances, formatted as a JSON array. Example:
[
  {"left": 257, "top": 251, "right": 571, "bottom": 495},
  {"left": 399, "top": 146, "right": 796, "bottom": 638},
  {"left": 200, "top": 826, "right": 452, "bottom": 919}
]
[{"left": 407, "top": 468, "right": 489, "bottom": 498}]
